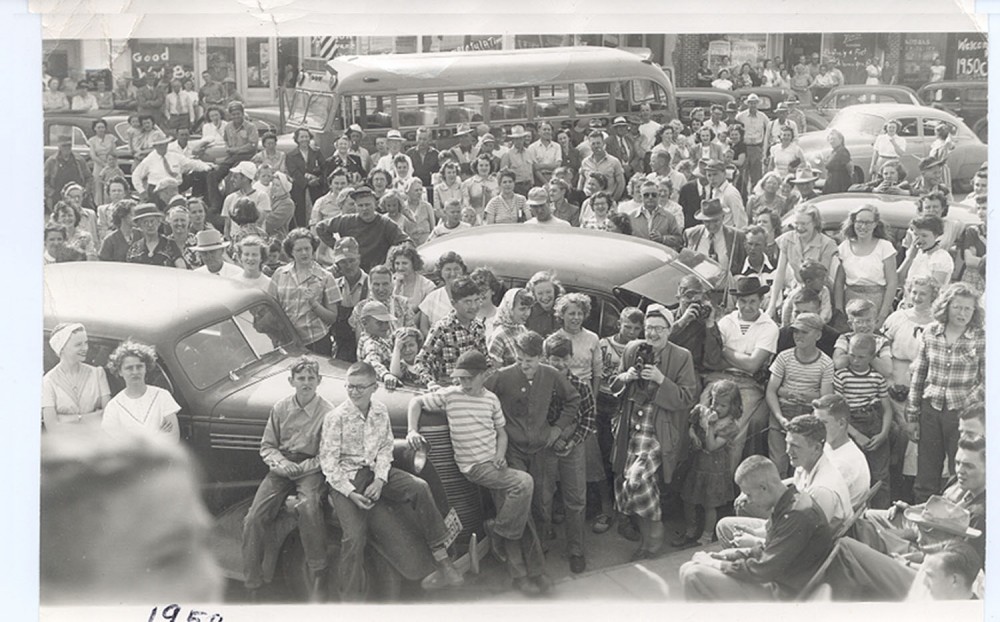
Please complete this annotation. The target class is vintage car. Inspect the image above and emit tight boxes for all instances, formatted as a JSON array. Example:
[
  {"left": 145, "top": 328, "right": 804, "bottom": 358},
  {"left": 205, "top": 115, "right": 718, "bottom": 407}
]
[
  {"left": 42, "top": 263, "right": 483, "bottom": 599},
  {"left": 418, "top": 225, "right": 728, "bottom": 326},
  {"left": 782, "top": 192, "right": 980, "bottom": 256},
  {"left": 805, "top": 84, "right": 922, "bottom": 129},
  {"left": 675, "top": 87, "right": 737, "bottom": 122},
  {"left": 43, "top": 110, "right": 134, "bottom": 176},
  {"left": 796, "top": 104, "right": 987, "bottom": 193},
  {"left": 917, "top": 80, "right": 988, "bottom": 143}
]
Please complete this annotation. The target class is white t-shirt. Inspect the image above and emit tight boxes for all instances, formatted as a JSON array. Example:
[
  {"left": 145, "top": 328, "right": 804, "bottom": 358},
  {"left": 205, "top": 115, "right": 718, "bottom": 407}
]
[
  {"left": 102, "top": 386, "right": 181, "bottom": 440},
  {"left": 881, "top": 308, "right": 933, "bottom": 384},
  {"left": 872, "top": 134, "right": 907, "bottom": 158},
  {"left": 837, "top": 238, "right": 897, "bottom": 287},
  {"left": 195, "top": 261, "right": 244, "bottom": 280},
  {"left": 717, "top": 310, "right": 779, "bottom": 357},
  {"left": 234, "top": 272, "right": 272, "bottom": 291},
  {"left": 908, "top": 247, "right": 954, "bottom": 286},
  {"left": 825, "top": 441, "right": 871, "bottom": 509}
]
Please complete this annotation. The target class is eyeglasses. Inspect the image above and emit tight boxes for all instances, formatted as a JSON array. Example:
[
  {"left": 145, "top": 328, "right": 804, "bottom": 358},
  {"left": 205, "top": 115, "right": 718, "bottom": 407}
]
[
  {"left": 644, "top": 325, "right": 669, "bottom": 334},
  {"left": 346, "top": 382, "right": 377, "bottom": 392}
]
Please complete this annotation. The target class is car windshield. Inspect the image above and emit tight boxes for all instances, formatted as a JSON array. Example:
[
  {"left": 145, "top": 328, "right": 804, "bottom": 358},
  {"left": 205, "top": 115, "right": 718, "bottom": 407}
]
[
  {"left": 175, "top": 302, "right": 296, "bottom": 389},
  {"left": 829, "top": 110, "right": 884, "bottom": 138}
]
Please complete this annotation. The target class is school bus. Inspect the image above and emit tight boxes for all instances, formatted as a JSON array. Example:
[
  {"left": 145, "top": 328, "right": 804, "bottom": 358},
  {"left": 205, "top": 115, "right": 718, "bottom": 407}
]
[{"left": 274, "top": 46, "right": 677, "bottom": 155}]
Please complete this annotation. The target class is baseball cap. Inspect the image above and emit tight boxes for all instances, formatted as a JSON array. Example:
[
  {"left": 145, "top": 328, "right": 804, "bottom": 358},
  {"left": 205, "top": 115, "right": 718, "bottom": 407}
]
[{"left": 450, "top": 351, "right": 490, "bottom": 378}]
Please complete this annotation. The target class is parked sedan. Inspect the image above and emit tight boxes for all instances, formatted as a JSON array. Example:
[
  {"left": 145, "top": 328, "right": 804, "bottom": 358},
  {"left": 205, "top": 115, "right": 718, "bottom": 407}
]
[
  {"left": 418, "top": 225, "right": 728, "bottom": 333},
  {"left": 917, "top": 80, "right": 988, "bottom": 143},
  {"left": 782, "top": 192, "right": 980, "bottom": 254},
  {"left": 43, "top": 110, "right": 134, "bottom": 175},
  {"left": 805, "top": 84, "right": 922, "bottom": 129},
  {"left": 796, "top": 104, "right": 987, "bottom": 193},
  {"left": 676, "top": 87, "right": 737, "bottom": 121}
]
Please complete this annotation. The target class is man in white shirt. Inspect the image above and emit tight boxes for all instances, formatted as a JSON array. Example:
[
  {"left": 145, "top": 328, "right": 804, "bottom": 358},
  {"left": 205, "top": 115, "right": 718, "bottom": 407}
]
[
  {"left": 813, "top": 394, "right": 870, "bottom": 509},
  {"left": 578, "top": 131, "right": 626, "bottom": 201},
  {"left": 192, "top": 229, "right": 243, "bottom": 279},
  {"left": 705, "top": 105, "right": 728, "bottom": 139},
  {"left": 705, "top": 159, "right": 747, "bottom": 229},
  {"left": 526, "top": 121, "right": 561, "bottom": 186},
  {"left": 524, "top": 187, "right": 570, "bottom": 226},
  {"left": 636, "top": 103, "right": 662, "bottom": 155},
  {"left": 376, "top": 129, "right": 412, "bottom": 173},
  {"left": 767, "top": 103, "right": 799, "bottom": 148},
  {"left": 734, "top": 93, "right": 769, "bottom": 191},
  {"left": 132, "top": 131, "right": 215, "bottom": 201},
  {"left": 222, "top": 161, "right": 271, "bottom": 237},
  {"left": 71, "top": 82, "right": 99, "bottom": 111}
]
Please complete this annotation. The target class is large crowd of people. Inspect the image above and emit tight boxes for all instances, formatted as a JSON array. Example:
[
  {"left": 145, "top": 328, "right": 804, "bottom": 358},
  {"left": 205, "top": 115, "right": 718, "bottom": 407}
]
[{"left": 40, "top": 79, "right": 987, "bottom": 604}]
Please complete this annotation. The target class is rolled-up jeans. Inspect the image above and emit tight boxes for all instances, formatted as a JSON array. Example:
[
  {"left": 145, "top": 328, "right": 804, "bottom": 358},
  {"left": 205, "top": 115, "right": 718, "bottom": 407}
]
[
  {"left": 242, "top": 470, "right": 327, "bottom": 589},
  {"left": 540, "top": 443, "right": 586, "bottom": 557}
]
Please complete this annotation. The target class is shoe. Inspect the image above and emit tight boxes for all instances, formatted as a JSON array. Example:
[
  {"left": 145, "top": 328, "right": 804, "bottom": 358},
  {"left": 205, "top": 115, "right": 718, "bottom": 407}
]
[
  {"left": 670, "top": 533, "right": 701, "bottom": 549},
  {"left": 308, "top": 568, "right": 328, "bottom": 603},
  {"left": 592, "top": 513, "right": 613, "bottom": 534},
  {"left": 485, "top": 519, "right": 508, "bottom": 564},
  {"left": 569, "top": 555, "right": 586, "bottom": 574},
  {"left": 617, "top": 518, "right": 640, "bottom": 542},
  {"left": 513, "top": 576, "right": 541, "bottom": 596},
  {"left": 532, "top": 574, "right": 555, "bottom": 594},
  {"left": 421, "top": 560, "right": 465, "bottom": 590},
  {"left": 697, "top": 533, "right": 714, "bottom": 546}
]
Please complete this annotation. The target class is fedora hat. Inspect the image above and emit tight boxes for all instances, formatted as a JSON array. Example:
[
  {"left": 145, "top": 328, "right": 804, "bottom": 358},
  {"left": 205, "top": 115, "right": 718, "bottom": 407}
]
[
  {"left": 729, "top": 275, "right": 770, "bottom": 298},
  {"left": 904, "top": 495, "right": 982, "bottom": 539},
  {"left": 386, "top": 129, "right": 404, "bottom": 141},
  {"left": 450, "top": 351, "right": 489, "bottom": 378},
  {"left": 695, "top": 198, "right": 728, "bottom": 221},
  {"left": 150, "top": 131, "right": 172, "bottom": 147},
  {"left": 190, "top": 228, "right": 227, "bottom": 252},
  {"left": 454, "top": 123, "right": 473, "bottom": 136},
  {"left": 509, "top": 125, "right": 529, "bottom": 138},
  {"left": 332, "top": 236, "right": 361, "bottom": 264},
  {"left": 132, "top": 203, "right": 163, "bottom": 222},
  {"left": 790, "top": 167, "right": 818, "bottom": 184},
  {"left": 348, "top": 123, "right": 364, "bottom": 137}
]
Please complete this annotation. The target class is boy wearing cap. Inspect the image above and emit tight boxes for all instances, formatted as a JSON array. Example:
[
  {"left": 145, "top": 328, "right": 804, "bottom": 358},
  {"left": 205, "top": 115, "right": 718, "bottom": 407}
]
[
  {"left": 764, "top": 312, "right": 834, "bottom": 476},
  {"left": 355, "top": 300, "right": 399, "bottom": 388},
  {"left": 407, "top": 351, "right": 550, "bottom": 594},
  {"left": 243, "top": 357, "right": 332, "bottom": 600},
  {"left": 222, "top": 161, "right": 270, "bottom": 238},
  {"left": 524, "top": 187, "right": 570, "bottom": 227},
  {"left": 315, "top": 186, "right": 411, "bottom": 271}
]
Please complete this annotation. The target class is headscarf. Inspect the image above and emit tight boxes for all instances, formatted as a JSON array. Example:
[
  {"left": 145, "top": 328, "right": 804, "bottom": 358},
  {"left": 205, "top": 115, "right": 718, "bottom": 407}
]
[
  {"left": 494, "top": 288, "right": 530, "bottom": 329},
  {"left": 49, "top": 323, "right": 85, "bottom": 356}
]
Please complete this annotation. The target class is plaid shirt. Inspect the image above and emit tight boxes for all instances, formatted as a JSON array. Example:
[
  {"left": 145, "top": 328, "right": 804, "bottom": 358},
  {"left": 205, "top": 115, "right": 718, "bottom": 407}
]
[
  {"left": 417, "top": 311, "right": 488, "bottom": 385},
  {"left": 357, "top": 333, "right": 393, "bottom": 383},
  {"left": 268, "top": 262, "right": 343, "bottom": 346},
  {"left": 548, "top": 373, "right": 597, "bottom": 451},
  {"left": 906, "top": 323, "right": 985, "bottom": 422}
]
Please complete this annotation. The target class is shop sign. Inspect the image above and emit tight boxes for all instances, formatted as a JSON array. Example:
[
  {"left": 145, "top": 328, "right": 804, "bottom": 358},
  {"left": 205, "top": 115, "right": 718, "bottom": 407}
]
[
  {"left": 130, "top": 40, "right": 194, "bottom": 82},
  {"left": 954, "top": 34, "right": 988, "bottom": 79}
]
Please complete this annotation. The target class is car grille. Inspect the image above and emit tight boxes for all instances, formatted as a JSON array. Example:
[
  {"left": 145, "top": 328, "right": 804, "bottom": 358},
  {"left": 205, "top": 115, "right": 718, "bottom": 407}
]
[{"left": 420, "top": 423, "right": 483, "bottom": 547}]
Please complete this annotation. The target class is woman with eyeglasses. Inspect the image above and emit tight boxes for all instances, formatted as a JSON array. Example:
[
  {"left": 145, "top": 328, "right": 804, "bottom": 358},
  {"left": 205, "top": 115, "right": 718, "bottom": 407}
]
[{"left": 833, "top": 204, "right": 899, "bottom": 325}]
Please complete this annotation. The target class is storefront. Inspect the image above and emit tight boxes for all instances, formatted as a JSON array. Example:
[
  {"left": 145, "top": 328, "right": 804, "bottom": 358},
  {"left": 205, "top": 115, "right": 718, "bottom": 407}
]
[{"left": 898, "top": 32, "right": 986, "bottom": 87}]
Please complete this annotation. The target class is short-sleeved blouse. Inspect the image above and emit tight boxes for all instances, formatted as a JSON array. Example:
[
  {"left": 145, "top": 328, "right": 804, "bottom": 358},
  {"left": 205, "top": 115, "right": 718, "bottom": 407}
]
[
  {"left": 418, "top": 287, "right": 454, "bottom": 326},
  {"left": 776, "top": 229, "right": 838, "bottom": 286},
  {"left": 41, "top": 364, "right": 110, "bottom": 416},
  {"left": 837, "top": 238, "right": 897, "bottom": 287},
  {"left": 394, "top": 273, "right": 437, "bottom": 311},
  {"left": 102, "top": 385, "right": 181, "bottom": 439},
  {"left": 881, "top": 308, "right": 934, "bottom": 384}
]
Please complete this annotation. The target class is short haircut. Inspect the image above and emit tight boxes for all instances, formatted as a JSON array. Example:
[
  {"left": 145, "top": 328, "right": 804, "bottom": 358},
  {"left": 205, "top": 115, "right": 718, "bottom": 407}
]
[
  {"left": 106, "top": 339, "right": 157, "bottom": 377},
  {"left": 744, "top": 225, "right": 767, "bottom": 240},
  {"left": 237, "top": 235, "right": 267, "bottom": 254},
  {"left": 386, "top": 242, "right": 424, "bottom": 272},
  {"left": 347, "top": 361, "right": 377, "bottom": 380},
  {"left": 543, "top": 332, "right": 574, "bottom": 358},
  {"left": 289, "top": 356, "right": 319, "bottom": 377},
  {"left": 450, "top": 277, "right": 480, "bottom": 301},
  {"left": 959, "top": 402, "right": 985, "bottom": 425},
  {"left": 230, "top": 197, "right": 260, "bottom": 226},
  {"left": 845, "top": 298, "right": 876, "bottom": 318},
  {"left": 930, "top": 541, "right": 983, "bottom": 585},
  {"left": 620, "top": 306, "right": 644, "bottom": 325},
  {"left": 734, "top": 455, "right": 781, "bottom": 485},
  {"left": 368, "top": 264, "right": 392, "bottom": 279},
  {"left": 811, "top": 393, "right": 850, "bottom": 423},
  {"left": 554, "top": 292, "right": 591, "bottom": 320},
  {"left": 785, "top": 414, "right": 827, "bottom": 446},
  {"left": 791, "top": 287, "right": 821, "bottom": 308},
  {"left": 283, "top": 227, "right": 319, "bottom": 256},
  {"left": 798, "top": 260, "right": 828, "bottom": 281},
  {"left": 848, "top": 333, "right": 877, "bottom": 357},
  {"left": 910, "top": 213, "right": 944, "bottom": 237},
  {"left": 957, "top": 433, "right": 985, "bottom": 458},
  {"left": 514, "top": 331, "right": 544, "bottom": 357}
]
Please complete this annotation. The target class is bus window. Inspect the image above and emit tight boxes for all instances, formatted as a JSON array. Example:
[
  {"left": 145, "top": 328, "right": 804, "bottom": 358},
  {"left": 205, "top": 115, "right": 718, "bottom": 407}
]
[
  {"left": 355, "top": 95, "right": 393, "bottom": 129},
  {"left": 304, "top": 94, "right": 334, "bottom": 130},
  {"left": 533, "top": 84, "right": 571, "bottom": 118},
  {"left": 575, "top": 82, "right": 611, "bottom": 116},
  {"left": 397, "top": 93, "right": 440, "bottom": 128},
  {"left": 489, "top": 88, "right": 528, "bottom": 122},
  {"left": 442, "top": 91, "right": 485, "bottom": 125},
  {"left": 287, "top": 91, "right": 309, "bottom": 125},
  {"left": 628, "top": 79, "right": 670, "bottom": 114}
]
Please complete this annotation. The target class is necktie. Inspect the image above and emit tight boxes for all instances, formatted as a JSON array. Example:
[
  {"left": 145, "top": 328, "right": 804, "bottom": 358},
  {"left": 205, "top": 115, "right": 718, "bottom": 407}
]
[
  {"left": 161, "top": 153, "right": 177, "bottom": 178},
  {"left": 621, "top": 136, "right": 630, "bottom": 161},
  {"left": 708, "top": 232, "right": 718, "bottom": 261}
]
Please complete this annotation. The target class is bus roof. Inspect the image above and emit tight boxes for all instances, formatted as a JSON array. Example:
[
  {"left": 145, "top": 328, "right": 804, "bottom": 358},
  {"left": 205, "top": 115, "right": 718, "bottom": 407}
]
[{"left": 327, "top": 46, "right": 671, "bottom": 95}]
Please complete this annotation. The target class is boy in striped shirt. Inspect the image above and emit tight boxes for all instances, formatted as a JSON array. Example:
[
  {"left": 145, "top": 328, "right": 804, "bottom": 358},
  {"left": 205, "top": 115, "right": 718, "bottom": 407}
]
[
  {"left": 834, "top": 333, "right": 892, "bottom": 508},
  {"left": 406, "top": 350, "right": 550, "bottom": 595}
]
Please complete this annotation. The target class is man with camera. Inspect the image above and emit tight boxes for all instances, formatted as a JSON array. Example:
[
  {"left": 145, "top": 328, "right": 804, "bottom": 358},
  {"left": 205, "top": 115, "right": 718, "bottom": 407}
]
[{"left": 668, "top": 275, "right": 725, "bottom": 378}]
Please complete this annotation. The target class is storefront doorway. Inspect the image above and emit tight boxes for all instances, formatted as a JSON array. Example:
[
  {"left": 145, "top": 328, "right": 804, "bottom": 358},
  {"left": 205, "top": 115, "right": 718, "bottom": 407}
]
[{"left": 782, "top": 34, "right": 822, "bottom": 65}]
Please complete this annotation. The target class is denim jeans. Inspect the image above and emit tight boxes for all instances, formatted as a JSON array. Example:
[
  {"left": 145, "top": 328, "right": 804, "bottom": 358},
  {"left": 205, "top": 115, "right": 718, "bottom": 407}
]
[
  {"left": 242, "top": 471, "right": 327, "bottom": 589},
  {"left": 328, "top": 467, "right": 448, "bottom": 601},
  {"left": 914, "top": 402, "right": 959, "bottom": 503},
  {"left": 464, "top": 461, "right": 533, "bottom": 540},
  {"left": 540, "top": 443, "right": 586, "bottom": 556}
]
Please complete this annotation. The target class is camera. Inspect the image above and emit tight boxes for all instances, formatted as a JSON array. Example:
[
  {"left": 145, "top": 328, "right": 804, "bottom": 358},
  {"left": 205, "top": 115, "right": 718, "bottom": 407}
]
[
  {"left": 633, "top": 342, "right": 654, "bottom": 373},
  {"left": 687, "top": 302, "right": 711, "bottom": 321}
]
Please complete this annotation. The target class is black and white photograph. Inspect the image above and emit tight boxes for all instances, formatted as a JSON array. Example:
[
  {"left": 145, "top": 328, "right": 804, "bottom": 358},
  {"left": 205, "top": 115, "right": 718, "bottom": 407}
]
[{"left": 9, "top": 1, "right": 992, "bottom": 619}]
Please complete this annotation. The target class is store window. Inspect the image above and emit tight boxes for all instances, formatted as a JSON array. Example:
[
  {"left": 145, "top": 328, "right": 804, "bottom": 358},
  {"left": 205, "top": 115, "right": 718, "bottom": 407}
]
[{"left": 247, "top": 37, "right": 271, "bottom": 88}]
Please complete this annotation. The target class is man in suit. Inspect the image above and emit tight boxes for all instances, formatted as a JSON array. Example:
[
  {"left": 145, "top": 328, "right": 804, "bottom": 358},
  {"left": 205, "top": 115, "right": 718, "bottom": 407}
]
[
  {"left": 606, "top": 116, "right": 642, "bottom": 181},
  {"left": 678, "top": 160, "right": 713, "bottom": 230},
  {"left": 683, "top": 198, "right": 747, "bottom": 279}
]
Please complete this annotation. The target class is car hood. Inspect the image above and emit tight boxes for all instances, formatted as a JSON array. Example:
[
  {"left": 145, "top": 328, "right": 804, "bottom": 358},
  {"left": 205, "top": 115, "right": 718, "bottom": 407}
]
[
  {"left": 210, "top": 355, "right": 427, "bottom": 433},
  {"left": 797, "top": 130, "right": 832, "bottom": 155}
]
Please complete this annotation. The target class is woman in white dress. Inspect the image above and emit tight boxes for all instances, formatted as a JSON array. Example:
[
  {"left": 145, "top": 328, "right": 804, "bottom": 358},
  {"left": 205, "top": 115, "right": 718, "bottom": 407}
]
[
  {"left": 42, "top": 323, "right": 111, "bottom": 433},
  {"left": 865, "top": 58, "right": 882, "bottom": 85},
  {"left": 102, "top": 340, "right": 180, "bottom": 442}
]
